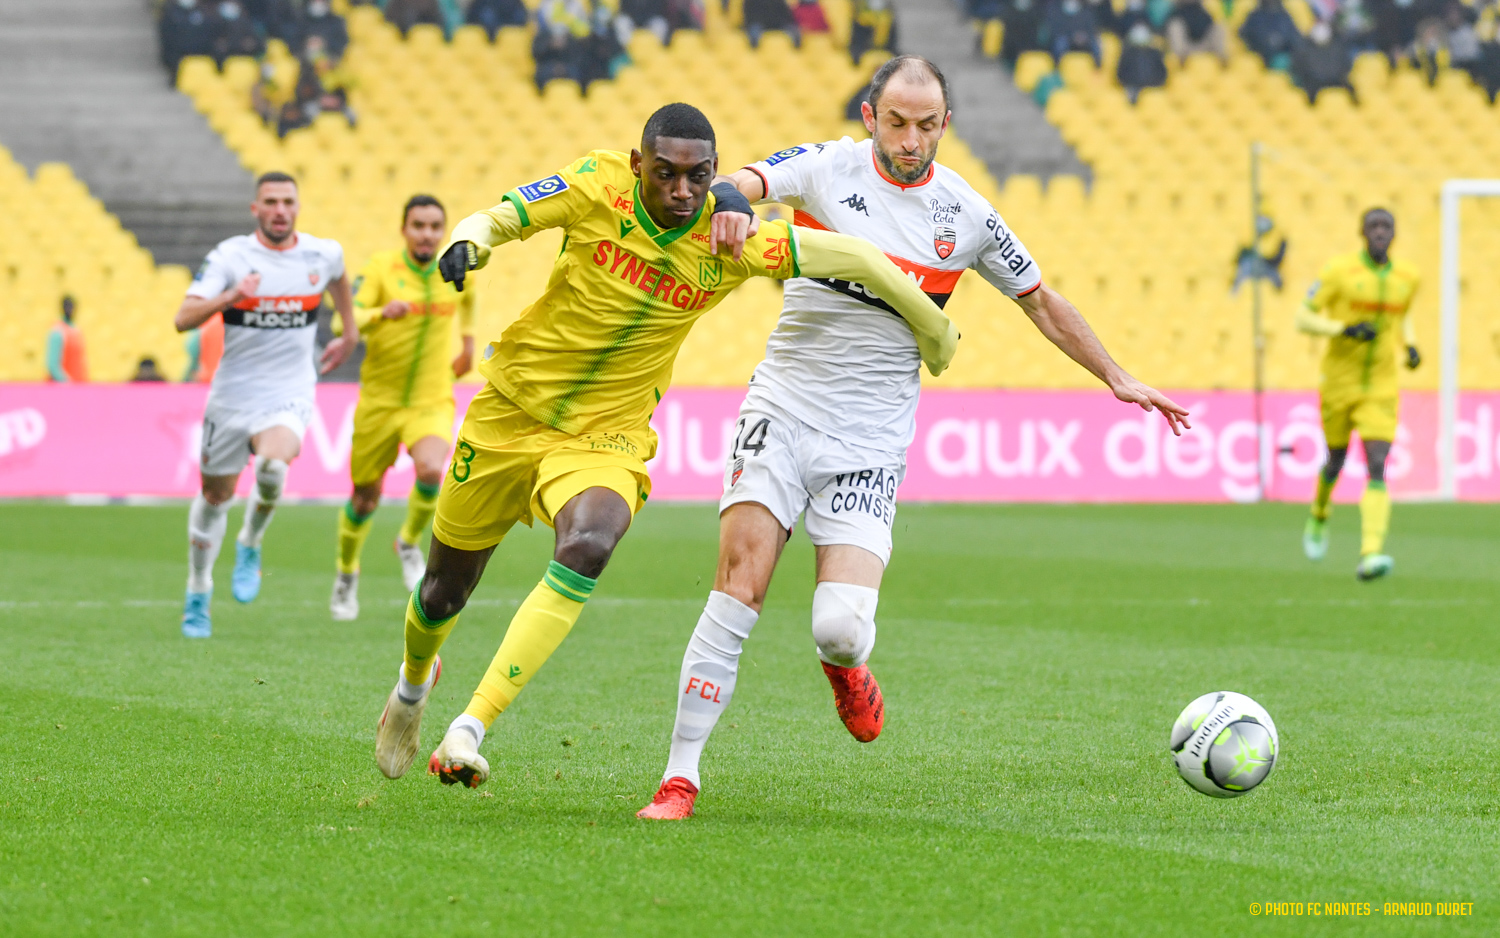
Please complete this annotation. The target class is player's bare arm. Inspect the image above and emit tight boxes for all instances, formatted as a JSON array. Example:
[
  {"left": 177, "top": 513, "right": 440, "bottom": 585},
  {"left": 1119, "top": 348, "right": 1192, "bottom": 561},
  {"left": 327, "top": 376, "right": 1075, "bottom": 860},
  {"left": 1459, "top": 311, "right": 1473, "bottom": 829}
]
[
  {"left": 319, "top": 273, "right": 358, "bottom": 373},
  {"left": 174, "top": 272, "right": 259, "bottom": 332},
  {"left": 381, "top": 299, "right": 412, "bottom": 320},
  {"left": 707, "top": 169, "right": 765, "bottom": 260},
  {"left": 452, "top": 334, "right": 474, "bottom": 377},
  {"left": 1014, "top": 283, "right": 1190, "bottom": 435}
]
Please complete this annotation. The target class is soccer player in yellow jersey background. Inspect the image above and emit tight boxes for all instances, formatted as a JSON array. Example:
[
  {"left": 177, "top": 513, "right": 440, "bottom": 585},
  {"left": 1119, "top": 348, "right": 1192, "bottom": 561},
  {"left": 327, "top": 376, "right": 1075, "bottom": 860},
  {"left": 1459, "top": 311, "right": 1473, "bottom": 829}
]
[
  {"left": 330, "top": 195, "right": 475, "bottom": 621},
  {"left": 1296, "top": 208, "right": 1421, "bottom": 581},
  {"left": 371, "top": 103, "right": 961, "bottom": 788}
]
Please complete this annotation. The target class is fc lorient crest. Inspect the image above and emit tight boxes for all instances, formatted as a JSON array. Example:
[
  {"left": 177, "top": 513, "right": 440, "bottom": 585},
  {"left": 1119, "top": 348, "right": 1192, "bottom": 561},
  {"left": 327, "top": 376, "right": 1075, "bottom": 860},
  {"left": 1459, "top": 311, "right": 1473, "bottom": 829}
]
[
  {"left": 933, "top": 225, "right": 956, "bottom": 260},
  {"left": 307, "top": 268, "right": 320, "bottom": 285}
]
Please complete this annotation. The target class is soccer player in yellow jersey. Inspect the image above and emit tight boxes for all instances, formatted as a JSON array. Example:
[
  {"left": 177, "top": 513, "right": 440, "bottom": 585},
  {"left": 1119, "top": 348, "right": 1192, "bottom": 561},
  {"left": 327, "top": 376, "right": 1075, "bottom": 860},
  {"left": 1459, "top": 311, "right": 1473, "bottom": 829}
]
[
  {"left": 1296, "top": 208, "right": 1421, "bottom": 581},
  {"left": 330, "top": 195, "right": 476, "bottom": 620},
  {"left": 372, "top": 103, "right": 960, "bottom": 786}
]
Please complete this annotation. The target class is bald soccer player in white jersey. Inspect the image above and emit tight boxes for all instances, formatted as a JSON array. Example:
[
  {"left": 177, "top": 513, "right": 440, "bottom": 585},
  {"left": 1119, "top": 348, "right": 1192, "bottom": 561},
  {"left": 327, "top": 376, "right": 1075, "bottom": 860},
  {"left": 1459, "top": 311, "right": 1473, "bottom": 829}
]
[
  {"left": 638, "top": 56, "right": 1191, "bottom": 819},
  {"left": 174, "top": 171, "right": 358, "bottom": 638}
]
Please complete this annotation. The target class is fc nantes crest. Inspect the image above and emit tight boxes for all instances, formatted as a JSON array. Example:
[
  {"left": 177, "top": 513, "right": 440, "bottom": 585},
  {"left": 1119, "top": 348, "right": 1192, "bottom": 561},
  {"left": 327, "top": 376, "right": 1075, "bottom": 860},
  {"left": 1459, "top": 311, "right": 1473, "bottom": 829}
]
[{"left": 698, "top": 256, "right": 723, "bottom": 289}]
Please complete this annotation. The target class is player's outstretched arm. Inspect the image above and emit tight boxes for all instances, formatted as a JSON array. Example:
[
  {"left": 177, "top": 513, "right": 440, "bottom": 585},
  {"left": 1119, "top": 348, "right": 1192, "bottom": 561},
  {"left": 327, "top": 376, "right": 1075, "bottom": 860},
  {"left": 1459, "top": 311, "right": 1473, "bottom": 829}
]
[
  {"left": 436, "top": 201, "right": 526, "bottom": 291},
  {"left": 1015, "top": 284, "right": 1191, "bottom": 435},
  {"left": 794, "top": 226, "right": 959, "bottom": 376},
  {"left": 1294, "top": 307, "right": 1345, "bottom": 337},
  {"left": 708, "top": 169, "right": 767, "bottom": 261}
]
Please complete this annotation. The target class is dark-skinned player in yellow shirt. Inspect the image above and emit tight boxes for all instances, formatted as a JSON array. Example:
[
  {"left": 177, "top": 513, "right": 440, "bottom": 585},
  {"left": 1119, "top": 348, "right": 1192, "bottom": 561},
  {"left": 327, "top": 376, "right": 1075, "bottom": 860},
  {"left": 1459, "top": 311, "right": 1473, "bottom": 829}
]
[{"left": 372, "top": 103, "right": 961, "bottom": 787}]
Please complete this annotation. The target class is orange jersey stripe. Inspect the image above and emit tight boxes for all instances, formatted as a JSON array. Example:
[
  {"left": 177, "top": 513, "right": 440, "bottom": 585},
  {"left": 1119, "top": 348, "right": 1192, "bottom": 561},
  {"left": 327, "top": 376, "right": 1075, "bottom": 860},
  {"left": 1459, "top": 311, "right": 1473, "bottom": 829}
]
[{"left": 792, "top": 210, "right": 963, "bottom": 295}]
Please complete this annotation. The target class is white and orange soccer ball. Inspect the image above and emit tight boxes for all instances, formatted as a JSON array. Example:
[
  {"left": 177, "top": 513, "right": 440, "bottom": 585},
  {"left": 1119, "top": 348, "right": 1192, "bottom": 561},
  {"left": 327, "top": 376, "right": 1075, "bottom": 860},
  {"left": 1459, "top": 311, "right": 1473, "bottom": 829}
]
[{"left": 1170, "top": 691, "right": 1279, "bottom": 798}]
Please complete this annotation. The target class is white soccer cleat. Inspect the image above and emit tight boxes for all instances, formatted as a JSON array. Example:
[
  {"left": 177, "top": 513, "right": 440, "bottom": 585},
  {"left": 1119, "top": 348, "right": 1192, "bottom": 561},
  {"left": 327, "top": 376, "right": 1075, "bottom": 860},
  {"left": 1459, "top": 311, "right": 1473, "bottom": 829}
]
[
  {"left": 330, "top": 572, "right": 360, "bottom": 621},
  {"left": 375, "top": 658, "right": 440, "bottom": 780},
  {"left": 429, "top": 723, "right": 490, "bottom": 789},
  {"left": 394, "top": 536, "right": 425, "bottom": 593}
]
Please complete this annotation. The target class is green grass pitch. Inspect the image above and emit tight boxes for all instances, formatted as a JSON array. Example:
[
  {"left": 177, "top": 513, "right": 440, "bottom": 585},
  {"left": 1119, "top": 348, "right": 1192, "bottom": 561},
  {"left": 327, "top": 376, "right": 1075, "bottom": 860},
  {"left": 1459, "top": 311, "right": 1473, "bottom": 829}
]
[{"left": 1, "top": 500, "right": 1497, "bottom": 936}]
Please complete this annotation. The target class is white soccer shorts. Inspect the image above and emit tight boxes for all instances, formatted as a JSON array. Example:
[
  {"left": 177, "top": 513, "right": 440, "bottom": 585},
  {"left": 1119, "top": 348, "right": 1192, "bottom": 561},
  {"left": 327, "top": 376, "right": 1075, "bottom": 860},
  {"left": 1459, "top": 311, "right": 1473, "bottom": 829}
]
[
  {"left": 199, "top": 397, "right": 314, "bottom": 477},
  {"left": 719, "top": 397, "right": 905, "bottom": 566}
]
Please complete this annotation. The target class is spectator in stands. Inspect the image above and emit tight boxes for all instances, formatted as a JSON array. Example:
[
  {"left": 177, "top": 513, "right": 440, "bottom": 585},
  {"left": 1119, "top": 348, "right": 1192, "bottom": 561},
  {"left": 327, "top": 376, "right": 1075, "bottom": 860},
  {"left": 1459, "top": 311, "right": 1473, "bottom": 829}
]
[
  {"left": 301, "top": 36, "right": 357, "bottom": 120},
  {"left": 300, "top": 0, "right": 349, "bottom": 59},
  {"left": 1044, "top": 0, "right": 1102, "bottom": 63},
  {"left": 211, "top": 0, "right": 264, "bottom": 64},
  {"left": 244, "top": 0, "right": 303, "bottom": 49},
  {"left": 1166, "top": 0, "right": 1226, "bottom": 62},
  {"left": 183, "top": 315, "right": 224, "bottom": 383},
  {"left": 131, "top": 358, "right": 167, "bottom": 382},
  {"left": 850, "top": 0, "right": 899, "bottom": 62},
  {"left": 159, "top": 0, "right": 216, "bottom": 81},
  {"left": 743, "top": 0, "right": 801, "bottom": 48},
  {"left": 1457, "top": 0, "right": 1500, "bottom": 96},
  {"left": 1337, "top": 0, "right": 1378, "bottom": 53},
  {"left": 581, "top": 0, "right": 629, "bottom": 85},
  {"left": 794, "top": 0, "right": 830, "bottom": 32},
  {"left": 617, "top": 0, "right": 703, "bottom": 45},
  {"left": 46, "top": 297, "right": 88, "bottom": 384},
  {"left": 1292, "top": 20, "right": 1352, "bottom": 100},
  {"left": 1239, "top": 0, "right": 1301, "bottom": 70},
  {"left": 385, "top": 0, "right": 447, "bottom": 36},
  {"left": 1371, "top": 0, "right": 1435, "bottom": 61},
  {"left": 533, "top": 0, "right": 590, "bottom": 88},
  {"left": 1001, "top": 0, "right": 1047, "bottom": 64},
  {"left": 467, "top": 0, "right": 530, "bottom": 38},
  {"left": 1118, "top": 21, "right": 1168, "bottom": 100}
]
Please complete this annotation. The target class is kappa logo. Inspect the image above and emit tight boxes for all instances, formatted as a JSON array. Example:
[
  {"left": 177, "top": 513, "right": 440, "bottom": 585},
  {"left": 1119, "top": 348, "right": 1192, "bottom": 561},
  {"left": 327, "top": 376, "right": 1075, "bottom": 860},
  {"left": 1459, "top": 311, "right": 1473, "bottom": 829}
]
[
  {"left": 763, "top": 146, "right": 807, "bottom": 166},
  {"left": 517, "top": 174, "right": 569, "bottom": 202},
  {"left": 934, "top": 225, "right": 957, "bottom": 259},
  {"left": 698, "top": 255, "right": 723, "bottom": 289},
  {"left": 619, "top": 218, "right": 637, "bottom": 239},
  {"left": 840, "top": 193, "right": 869, "bottom": 215}
]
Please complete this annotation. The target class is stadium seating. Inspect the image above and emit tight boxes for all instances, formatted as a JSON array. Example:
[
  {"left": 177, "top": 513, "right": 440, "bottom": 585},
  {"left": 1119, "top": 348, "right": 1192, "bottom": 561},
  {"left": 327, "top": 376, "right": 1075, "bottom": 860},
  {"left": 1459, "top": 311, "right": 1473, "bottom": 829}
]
[{"left": 0, "top": 145, "right": 192, "bottom": 381}]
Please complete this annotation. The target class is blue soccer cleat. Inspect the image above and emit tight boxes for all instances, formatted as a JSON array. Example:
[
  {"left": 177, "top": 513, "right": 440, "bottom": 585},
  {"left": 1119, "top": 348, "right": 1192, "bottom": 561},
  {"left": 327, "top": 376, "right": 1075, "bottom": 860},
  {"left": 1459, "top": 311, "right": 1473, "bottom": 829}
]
[
  {"left": 182, "top": 589, "right": 213, "bottom": 638},
  {"left": 231, "top": 542, "right": 262, "bottom": 603}
]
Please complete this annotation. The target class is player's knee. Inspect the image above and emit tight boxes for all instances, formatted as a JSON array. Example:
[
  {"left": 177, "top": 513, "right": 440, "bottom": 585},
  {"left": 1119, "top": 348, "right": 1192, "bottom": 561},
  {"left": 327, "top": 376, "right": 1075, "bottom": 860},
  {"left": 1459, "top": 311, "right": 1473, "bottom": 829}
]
[
  {"left": 811, "top": 581, "right": 879, "bottom": 669},
  {"left": 1322, "top": 447, "right": 1348, "bottom": 481},
  {"left": 1364, "top": 440, "right": 1391, "bottom": 483},
  {"left": 417, "top": 572, "right": 468, "bottom": 621},
  {"left": 255, "top": 457, "right": 288, "bottom": 502},
  {"left": 553, "top": 528, "right": 617, "bottom": 580},
  {"left": 349, "top": 486, "right": 380, "bottom": 518}
]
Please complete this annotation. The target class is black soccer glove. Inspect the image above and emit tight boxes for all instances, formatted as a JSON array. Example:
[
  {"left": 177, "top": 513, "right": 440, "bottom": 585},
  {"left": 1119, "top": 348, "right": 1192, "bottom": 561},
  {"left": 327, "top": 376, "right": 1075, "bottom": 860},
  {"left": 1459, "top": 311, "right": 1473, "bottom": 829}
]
[
  {"left": 438, "top": 241, "right": 476, "bottom": 292},
  {"left": 710, "top": 181, "right": 753, "bottom": 218},
  {"left": 1406, "top": 344, "right": 1421, "bottom": 370},
  {"left": 1342, "top": 321, "right": 1377, "bottom": 342}
]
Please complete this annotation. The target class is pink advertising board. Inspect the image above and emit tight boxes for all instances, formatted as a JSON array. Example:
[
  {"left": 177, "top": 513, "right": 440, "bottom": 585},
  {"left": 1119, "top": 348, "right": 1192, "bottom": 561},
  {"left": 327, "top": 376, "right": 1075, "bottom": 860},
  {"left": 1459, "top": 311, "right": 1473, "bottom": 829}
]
[{"left": 2, "top": 384, "right": 1499, "bottom": 502}]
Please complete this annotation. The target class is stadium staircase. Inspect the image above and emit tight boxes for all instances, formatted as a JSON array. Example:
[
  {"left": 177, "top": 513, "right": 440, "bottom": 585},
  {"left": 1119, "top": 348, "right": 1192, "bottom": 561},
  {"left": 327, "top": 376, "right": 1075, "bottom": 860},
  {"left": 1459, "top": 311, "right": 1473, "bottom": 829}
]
[{"left": 889, "top": 0, "right": 1087, "bottom": 181}]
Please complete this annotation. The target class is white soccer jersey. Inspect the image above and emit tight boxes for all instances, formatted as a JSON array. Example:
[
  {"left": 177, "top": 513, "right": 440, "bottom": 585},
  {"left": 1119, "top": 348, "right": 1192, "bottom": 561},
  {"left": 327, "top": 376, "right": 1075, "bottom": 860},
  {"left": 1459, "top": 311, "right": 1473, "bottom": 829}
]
[
  {"left": 744, "top": 136, "right": 1042, "bottom": 452},
  {"left": 186, "top": 231, "right": 345, "bottom": 412}
]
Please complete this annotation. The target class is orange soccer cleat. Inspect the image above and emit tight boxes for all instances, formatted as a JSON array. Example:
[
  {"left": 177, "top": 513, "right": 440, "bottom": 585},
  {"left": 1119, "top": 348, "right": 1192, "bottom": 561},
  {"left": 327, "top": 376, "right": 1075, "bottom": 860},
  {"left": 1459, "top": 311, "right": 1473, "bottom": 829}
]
[
  {"left": 821, "top": 661, "right": 884, "bottom": 742},
  {"left": 636, "top": 777, "right": 699, "bottom": 820}
]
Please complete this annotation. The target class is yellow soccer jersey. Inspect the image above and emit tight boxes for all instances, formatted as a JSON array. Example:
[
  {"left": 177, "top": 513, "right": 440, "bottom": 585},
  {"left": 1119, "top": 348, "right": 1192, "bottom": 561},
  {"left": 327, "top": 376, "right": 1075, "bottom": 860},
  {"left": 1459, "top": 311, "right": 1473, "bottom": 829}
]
[
  {"left": 1304, "top": 250, "right": 1420, "bottom": 397},
  {"left": 467, "top": 150, "right": 799, "bottom": 435},
  {"left": 352, "top": 249, "right": 476, "bottom": 408}
]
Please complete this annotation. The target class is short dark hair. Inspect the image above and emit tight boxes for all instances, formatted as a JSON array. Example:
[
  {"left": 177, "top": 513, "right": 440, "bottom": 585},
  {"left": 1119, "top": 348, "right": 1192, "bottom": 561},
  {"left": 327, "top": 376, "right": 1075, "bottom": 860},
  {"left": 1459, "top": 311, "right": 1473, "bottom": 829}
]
[
  {"left": 402, "top": 194, "right": 445, "bottom": 225},
  {"left": 867, "top": 55, "right": 951, "bottom": 116},
  {"left": 1362, "top": 206, "right": 1394, "bottom": 225},
  {"left": 255, "top": 170, "right": 297, "bottom": 193},
  {"left": 641, "top": 103, "right": 716, "bottom": 150}
]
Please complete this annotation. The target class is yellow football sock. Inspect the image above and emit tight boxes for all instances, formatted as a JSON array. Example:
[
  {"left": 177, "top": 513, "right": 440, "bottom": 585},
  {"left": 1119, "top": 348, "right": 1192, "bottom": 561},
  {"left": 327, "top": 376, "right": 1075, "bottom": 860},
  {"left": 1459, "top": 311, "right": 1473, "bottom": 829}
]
[
  {"left": 403, "top": 591, "right": 459, "bottom": 686},
  {"left": 336, "top": 502, "right": 375, "bottom": 574},
  {"left": 464, "top": 561, "right": 597, "bottom": 728},
  {"left": 1310, "top": 473, "right": 1336, "bottom": 521},
  {"left": 398, "top": 480, "right": 441, "bottom": 546},
  {"left": 1360, "top": 481, "right": 1391, "bottom": 556}
]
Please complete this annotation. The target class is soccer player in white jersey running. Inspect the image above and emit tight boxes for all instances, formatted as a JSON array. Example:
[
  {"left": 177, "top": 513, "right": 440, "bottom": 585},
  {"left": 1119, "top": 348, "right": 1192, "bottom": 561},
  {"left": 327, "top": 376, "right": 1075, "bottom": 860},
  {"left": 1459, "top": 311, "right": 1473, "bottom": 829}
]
[
  {"left": 638, "top": 56, "right": 1191, "bottom": 819},
  {"left": 173, "top": 171, "right": 358, "bottom": 638}
]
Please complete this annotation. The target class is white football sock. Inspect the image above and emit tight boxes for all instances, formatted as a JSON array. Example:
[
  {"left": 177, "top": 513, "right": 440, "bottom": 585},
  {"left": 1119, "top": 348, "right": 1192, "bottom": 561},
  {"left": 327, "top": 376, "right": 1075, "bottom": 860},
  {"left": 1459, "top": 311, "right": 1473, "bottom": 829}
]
[
  {"left": 662, "top": 590, "right": 758, "bottom": 789},
  {"left": 448, "top": 713, "right": 485, "bottom": 748},
  {"left": 811, "top": 581, "right": 879, "bottom": 668},
  {"left": 238, "top": 456, "right": 287, "bottom": 548},
  {"left": 187, "top": 495, "right": 229, "bottom": 593},
  {"left": 396, "top": 662, "right": 436, "bottom": 705}
]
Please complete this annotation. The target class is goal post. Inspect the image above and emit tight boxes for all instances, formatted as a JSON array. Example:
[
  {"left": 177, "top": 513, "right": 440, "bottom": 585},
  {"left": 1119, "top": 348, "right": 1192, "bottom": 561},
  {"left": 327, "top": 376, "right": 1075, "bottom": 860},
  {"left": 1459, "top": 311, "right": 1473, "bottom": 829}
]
[{"left": 1438, "top": 180, "right": 1500, "bottom": 500}]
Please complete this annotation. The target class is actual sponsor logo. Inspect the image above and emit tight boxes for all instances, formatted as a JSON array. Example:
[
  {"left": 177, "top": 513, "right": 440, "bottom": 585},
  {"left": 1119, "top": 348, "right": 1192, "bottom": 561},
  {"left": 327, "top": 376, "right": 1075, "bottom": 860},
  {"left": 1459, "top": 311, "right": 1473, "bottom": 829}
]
[
  {"left": 517, "top": 174, "right": 569, "bottom": 203},
  {"left": 934, "top": 225, "right": 956, "bottom": 259},
  {"left": 983, "top": 213, "right": 1035, "bottom": 277},
  {"left": 763, "top": 146, "right": 807, "bottom": 166}
]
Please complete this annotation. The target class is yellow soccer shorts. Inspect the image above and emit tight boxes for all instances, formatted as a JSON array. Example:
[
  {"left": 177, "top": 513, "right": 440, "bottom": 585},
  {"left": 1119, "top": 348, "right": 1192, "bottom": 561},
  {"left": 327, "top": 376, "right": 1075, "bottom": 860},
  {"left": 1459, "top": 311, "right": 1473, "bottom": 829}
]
[
  {"left": 431, "top": 382, "right": 655, "bottom": 551},
  {"left": 1321, "top": 388, "right": 1398, "bottom": 449},
  {"left": 350, "top": 397, "right": 456, "bottom": 487}
]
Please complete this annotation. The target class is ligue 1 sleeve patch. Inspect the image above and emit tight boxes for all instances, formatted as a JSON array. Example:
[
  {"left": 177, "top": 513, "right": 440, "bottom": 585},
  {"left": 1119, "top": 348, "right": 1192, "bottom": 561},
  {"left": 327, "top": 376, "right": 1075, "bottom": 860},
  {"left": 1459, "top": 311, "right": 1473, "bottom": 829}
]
[
  {"left": 517, "top": 174, "right": 570, "bottom": 202},
  {"left": 763, "top": 146, "right": 807, "bottom": 166}
]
